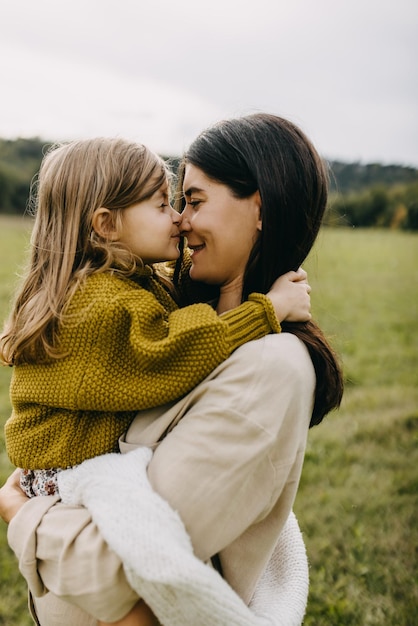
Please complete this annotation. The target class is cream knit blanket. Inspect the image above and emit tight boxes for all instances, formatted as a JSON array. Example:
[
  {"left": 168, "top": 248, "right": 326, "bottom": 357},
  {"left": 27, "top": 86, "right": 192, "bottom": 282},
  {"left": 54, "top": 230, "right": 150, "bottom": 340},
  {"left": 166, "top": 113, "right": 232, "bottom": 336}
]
[{"left": 58, "top": 447, "right": 309, "bottom": 626}]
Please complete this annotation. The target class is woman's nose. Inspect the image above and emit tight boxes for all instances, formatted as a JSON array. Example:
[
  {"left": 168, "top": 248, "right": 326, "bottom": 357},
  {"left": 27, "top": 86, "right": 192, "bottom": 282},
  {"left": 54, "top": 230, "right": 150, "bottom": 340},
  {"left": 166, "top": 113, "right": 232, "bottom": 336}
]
[{"left": 179, "top": 206, "right": 191, "bottom": 232}]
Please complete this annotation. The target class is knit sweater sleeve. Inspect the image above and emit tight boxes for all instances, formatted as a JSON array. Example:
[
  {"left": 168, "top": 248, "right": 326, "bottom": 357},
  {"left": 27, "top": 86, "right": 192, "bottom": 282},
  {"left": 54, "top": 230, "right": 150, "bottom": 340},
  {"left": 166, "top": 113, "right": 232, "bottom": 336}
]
[
  {"left": 6, "top": 273, "right": 282, "bottom": 469},
  {"left": 53, "top": 276, "right": 280, "bottom": 413}
]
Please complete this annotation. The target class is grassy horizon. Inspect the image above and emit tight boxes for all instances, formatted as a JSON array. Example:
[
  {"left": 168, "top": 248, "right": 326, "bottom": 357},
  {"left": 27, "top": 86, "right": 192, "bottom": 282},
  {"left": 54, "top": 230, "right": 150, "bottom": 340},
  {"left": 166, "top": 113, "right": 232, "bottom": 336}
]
[{"left": 0, "top": 216, "right": 417, "bottom": 625}]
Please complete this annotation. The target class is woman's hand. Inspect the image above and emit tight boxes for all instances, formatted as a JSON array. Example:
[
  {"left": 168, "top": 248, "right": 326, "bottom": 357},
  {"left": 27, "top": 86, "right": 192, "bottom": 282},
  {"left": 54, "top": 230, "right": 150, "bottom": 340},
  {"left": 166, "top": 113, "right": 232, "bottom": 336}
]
[
  {"left": 267, "top": 268, "right": 312, "bottom": 322},
  {"left": 0, "top": 468, "right": 29, "bottom": 524},
  {"left": 98, "top": 600, "right": 160, "bottom": 626}
]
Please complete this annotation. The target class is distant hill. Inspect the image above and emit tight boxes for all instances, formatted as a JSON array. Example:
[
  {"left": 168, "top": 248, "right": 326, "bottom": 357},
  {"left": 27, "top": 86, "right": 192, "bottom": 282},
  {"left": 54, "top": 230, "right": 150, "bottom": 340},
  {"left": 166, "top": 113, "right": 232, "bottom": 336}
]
[
  {"left": 1, "top": 137, "right": 417, "bottom": 229},
  {"left": 327, "top": 160, "right": 418, "bottom": 194}
]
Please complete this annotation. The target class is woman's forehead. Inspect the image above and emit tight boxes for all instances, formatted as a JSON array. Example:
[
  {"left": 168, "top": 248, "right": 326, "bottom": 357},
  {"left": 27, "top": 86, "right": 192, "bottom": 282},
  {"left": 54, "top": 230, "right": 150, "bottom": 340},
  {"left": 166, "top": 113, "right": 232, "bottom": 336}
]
[{"left": 183, "top": 164, "right": 213, "bottom": 194}]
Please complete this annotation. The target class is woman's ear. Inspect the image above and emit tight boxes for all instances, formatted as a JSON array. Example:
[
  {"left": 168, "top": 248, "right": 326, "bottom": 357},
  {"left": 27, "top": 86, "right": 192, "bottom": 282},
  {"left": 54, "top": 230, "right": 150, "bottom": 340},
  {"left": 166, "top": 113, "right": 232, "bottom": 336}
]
[
  {"left": 92, "top": 208, "right": 119, "bottom": 241},
  {"left": 254, "top": 190, "right": 262, "bottom": 231}
]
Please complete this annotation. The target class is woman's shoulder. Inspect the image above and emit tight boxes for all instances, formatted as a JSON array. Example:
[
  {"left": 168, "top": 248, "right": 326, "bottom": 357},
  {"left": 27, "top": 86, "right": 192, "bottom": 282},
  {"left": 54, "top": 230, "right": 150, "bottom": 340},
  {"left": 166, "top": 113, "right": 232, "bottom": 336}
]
[
  {"left": 237, "top": 332, "right": 315, "bottom": 382},
  {"left": 268, "top": 331, "right": 314, "bottom": 369}
]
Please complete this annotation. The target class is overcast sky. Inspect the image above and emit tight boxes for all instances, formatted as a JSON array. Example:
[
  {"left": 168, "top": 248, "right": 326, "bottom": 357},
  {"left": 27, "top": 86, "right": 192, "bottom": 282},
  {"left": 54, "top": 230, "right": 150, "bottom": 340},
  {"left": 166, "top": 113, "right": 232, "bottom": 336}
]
[{"left": 1, "top": 0, "right": 417, "bottom": 166}]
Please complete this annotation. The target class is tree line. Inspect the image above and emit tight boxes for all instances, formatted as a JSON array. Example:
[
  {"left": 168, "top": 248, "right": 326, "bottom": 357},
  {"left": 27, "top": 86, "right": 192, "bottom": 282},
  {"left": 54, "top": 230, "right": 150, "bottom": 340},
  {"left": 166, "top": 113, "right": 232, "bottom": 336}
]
[
  {"left": 1, "top": 137, "right": 418, "bottom": 230},
  {"left": 325, "top": 161, "right": 418, "bottom": 230}
]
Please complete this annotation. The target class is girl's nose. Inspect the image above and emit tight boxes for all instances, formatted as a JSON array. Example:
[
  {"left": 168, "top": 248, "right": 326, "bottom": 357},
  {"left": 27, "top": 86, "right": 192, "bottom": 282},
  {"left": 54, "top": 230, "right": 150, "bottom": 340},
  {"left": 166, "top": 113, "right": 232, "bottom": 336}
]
[{"left": 171, "top": 206, "right": 182, "bottom": 226}]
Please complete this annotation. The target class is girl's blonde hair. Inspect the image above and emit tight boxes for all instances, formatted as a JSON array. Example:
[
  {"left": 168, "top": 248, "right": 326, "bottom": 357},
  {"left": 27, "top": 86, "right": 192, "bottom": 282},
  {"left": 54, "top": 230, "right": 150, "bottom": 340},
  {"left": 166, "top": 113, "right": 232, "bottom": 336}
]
[{"left": 0, "top": 137, "right": 169, "bottom": 365}]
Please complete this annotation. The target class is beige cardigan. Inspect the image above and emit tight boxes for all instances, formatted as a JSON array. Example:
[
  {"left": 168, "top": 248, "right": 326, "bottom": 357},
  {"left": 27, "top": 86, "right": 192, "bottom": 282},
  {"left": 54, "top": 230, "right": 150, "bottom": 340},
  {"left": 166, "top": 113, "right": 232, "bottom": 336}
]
[{"left": 8, "top": 333, "right": 315, "bottom": 624}]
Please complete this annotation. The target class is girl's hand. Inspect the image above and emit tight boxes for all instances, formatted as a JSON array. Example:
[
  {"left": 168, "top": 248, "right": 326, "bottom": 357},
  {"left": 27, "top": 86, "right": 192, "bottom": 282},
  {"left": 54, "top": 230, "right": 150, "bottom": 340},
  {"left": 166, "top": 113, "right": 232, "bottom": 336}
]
[
  {"left": 0, "top": 469, "right": 29, "bottom": 524},
  {"left": 267, "top": 268, "right": 312, "bottom": 322}
]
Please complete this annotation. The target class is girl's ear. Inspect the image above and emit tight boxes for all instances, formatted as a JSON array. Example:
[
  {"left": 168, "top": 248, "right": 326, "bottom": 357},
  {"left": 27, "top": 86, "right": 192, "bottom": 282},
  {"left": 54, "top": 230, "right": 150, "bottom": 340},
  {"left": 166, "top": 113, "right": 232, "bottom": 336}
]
[{"left": 92, "top": 208, "right": 119, "bottom": 241}]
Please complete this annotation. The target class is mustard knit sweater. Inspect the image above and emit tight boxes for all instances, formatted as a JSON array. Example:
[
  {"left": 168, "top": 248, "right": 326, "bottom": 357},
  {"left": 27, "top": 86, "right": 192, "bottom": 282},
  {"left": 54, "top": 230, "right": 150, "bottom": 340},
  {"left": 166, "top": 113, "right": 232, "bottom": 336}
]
[{"left": 5, "top": 266, "right": 280, "bottom": 469}]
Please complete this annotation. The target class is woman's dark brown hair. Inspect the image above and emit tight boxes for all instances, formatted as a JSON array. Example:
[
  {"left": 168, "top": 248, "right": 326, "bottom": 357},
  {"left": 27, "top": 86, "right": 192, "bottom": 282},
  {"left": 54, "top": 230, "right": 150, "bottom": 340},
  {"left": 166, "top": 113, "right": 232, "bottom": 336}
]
[{"left": 176, "top": 113, "right": 343, "bottom": 426}]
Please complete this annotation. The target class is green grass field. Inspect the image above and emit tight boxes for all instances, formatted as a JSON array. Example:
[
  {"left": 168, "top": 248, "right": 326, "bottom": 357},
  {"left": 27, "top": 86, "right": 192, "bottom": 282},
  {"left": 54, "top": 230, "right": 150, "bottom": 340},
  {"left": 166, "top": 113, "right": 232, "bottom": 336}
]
[{"left": 0, "top": 216, "right": 417, "bottom": 625}]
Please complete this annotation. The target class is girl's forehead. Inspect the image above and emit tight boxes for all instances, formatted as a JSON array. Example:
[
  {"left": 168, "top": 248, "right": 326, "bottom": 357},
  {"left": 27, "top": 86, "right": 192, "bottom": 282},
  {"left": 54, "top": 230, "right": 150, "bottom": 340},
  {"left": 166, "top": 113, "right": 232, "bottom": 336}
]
[{"left": 153, "top": 179, "right": 169, "bottom": 196}]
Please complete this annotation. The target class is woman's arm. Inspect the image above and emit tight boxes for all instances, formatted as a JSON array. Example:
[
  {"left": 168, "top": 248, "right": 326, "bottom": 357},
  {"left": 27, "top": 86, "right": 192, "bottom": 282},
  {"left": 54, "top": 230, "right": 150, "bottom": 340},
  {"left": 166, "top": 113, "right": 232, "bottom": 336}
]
[{"left": 5, "top": 493, "right": 139, "bottom": 622}]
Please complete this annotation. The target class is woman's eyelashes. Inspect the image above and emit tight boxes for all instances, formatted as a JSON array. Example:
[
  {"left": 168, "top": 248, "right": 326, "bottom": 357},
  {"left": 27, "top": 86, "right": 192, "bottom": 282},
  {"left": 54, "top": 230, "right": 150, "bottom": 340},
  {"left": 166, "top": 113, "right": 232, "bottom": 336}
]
[{"left": 187, "top": 199, "right": 201, "bottom": 209}]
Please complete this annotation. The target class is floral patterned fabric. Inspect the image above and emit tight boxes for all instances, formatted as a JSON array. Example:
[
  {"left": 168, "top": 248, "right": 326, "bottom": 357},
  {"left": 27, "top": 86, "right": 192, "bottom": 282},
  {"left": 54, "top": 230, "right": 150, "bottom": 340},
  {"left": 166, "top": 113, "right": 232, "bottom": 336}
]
[{"left": 20, "top": 468, "right": 65, "bottom": 497}]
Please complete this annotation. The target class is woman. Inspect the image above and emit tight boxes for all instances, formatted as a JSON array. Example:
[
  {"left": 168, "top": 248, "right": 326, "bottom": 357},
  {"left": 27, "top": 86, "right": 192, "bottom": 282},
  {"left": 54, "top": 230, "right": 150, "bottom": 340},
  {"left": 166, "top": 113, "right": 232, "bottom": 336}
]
[{"left": 0, "top": 113, "right": 343, "bottom": 625}]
